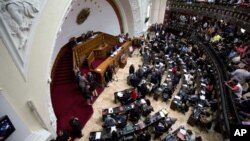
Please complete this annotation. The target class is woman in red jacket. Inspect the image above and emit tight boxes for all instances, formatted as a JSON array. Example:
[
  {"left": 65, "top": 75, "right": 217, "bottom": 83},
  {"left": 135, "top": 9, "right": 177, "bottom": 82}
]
[{"left": 131, "top": 88, "right": 139, "bottom": 101}]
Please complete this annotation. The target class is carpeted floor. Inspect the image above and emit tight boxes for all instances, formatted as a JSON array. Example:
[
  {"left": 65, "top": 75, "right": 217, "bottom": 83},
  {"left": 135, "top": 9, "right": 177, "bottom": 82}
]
[
  {"left": 51, "top": 47, "right": 104, "bottom": 137},
  {"left": 51, "top": 83, "right": 103, "bottom": 132}
]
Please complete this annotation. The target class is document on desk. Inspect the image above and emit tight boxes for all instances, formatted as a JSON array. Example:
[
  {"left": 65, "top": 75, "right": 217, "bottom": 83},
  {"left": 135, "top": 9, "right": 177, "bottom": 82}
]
[
  {"left": 180, "top": 129, "right": 187, "bottom": 135},
  {"left": 198, "top": 104, "right": 203, "bottom": 107},
  {"left": 201, "top": 83, "right": 206, "bottom": 87},
  {"left": 95, "top": 132, "right": 101, "bottom": 139},
  {"left": 117, "top": 92, "right": 123, "bottom": 97},
  {"left": 182, "top": 84, "right": 188, "bottom": 87},
  {"left": 200, "top": 95, "right": 205, "bottom": 100},
  {"left": 162, "top": 109, "right": 168, "bottom": 115},
  {"left": 162, "top": 83, "right": 168, "bottom": 86},
  {"left": 131, "top": 104, "right": 134, "bottom": 109},
  {"left": 175, "top": 95, "right": 181, "bottom": 100},
  {"left": 111, "top": 126, "right": 117, "bottom": 132},
  {"left": 140, "top": 99, "right": 146, "bottom": 104},
  {"left": 108, "top": 108, "right": 113, "bottom": 113},
  {"left": 160, "top": 111, "right": 165, "bottom": 118}
]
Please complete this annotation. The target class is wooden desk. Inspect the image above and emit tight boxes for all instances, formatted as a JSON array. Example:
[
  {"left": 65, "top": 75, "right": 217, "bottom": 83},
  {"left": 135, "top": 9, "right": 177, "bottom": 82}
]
[
  {"left": 94, "top": 43, "right": 110, "bottom": 59},
  {"left": 93, "top": 41, "right": 131, "bottom": 85}
]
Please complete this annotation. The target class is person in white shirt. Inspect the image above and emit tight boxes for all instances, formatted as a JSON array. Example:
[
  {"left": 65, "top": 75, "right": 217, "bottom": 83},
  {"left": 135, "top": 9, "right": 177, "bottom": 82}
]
[
  {"left": 230, "top": 69, "right": 250, "bottom": 84},
  {"left": 129, "top": 46, "right": 133, "bottom": 57}
]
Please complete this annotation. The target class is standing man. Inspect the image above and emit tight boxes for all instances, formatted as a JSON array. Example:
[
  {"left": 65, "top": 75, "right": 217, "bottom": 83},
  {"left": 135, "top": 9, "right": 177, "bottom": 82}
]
[{"left": 69, "top": 117, "right": 83, "bottom": 138}]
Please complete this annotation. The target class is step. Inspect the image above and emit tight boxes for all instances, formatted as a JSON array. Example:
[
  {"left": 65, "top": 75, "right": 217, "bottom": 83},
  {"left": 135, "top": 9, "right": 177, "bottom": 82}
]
[{"left": 52, "top": 80, "right": 75, "bottom": 86}]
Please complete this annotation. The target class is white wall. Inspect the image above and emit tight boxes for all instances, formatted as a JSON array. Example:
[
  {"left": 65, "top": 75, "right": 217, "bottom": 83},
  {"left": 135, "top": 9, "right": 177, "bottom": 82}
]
[
  {"left": 116, "top": 0, "right": 134, "bottom": 36},
  {"left": 0, "top": 90, "right": 30, "bottom": 141},
  {"left": 53, "top": 0, "right": 120, "bottom": 62}
]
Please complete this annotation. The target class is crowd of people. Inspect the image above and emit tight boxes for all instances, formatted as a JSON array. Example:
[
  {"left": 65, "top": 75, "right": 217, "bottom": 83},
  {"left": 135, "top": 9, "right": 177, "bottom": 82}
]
[
  {"left": 56, "top": 117, "right": 83, "bottom": 141},
  {"left": 175, "top": 0, "right": 250, "bottom": 6},
  {"left": 73, "top": 66, "right": 98, "bottom": 106},
  {"left": 166, "top": 11, "right": 250, "bottom": 125}
]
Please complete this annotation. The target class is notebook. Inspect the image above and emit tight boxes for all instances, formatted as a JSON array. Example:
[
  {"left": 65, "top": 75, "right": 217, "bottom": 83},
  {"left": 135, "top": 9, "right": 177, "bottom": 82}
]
[{"left": 95, "top": 132, "right": 101, "bottom": 139}]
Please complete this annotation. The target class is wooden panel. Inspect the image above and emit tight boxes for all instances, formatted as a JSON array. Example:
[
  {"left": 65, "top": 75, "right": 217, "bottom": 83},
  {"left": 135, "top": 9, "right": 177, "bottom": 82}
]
[
  {"left": 93, "top": 41, "right": 131, "bottom": 85},
  {"left": 73, "top": 33, "right": 104, "bottom": 66},
  {"left": 87, "top": 51, "right": 95, "bottom": 69},
  {"left": 93, "top": 43, "right": 110, "bottom": 59},
  {"left": 103, "top": 34, "right": 118, "bottom": 45}
]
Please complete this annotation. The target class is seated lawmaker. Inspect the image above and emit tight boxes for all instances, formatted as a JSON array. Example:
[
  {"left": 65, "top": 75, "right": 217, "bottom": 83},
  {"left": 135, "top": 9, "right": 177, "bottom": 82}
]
[
  {"left": 103, "top": 115, "right": 116, "bottom": 128},
  {"left": 120, "top": 51, "right": 127, "bottom": 63},
  {"left": 129, "top": 106, "right": 141, "bottom": 122},
  {"left": 131, "top": 88, "right": 139, "bottom": 101},
  {"left": 239, "top": 111, "right": 250, "bottom": 125},
  {"left": 69, "top": 117, "right": 83, "bottom": 138},
  {"left": 153, "top": 122, "right": 166, "bottom": 139},
  {"left": 185, "top": 129, "right": 196, "bottom": 141},
  {"left": 116, "top": 115, "right": 127, "bottom": 128},
  {"left": 56, "top": 130, "right": 71, "bottom": 141},
  {"left": 225, "top": 79, "right": 243, "bottom": 99},
  {"left": 200, "top": 112, "right": 213, "bottom": 130},
  {"left": 137, "top": 130, "right": 151, "bottom": 141}
]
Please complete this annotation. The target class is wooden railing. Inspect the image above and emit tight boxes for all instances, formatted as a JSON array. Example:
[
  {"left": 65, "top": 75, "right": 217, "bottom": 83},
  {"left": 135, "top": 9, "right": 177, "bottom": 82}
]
[
  {"left": 73, "top": 33, "right": 103, "bottom": 67},
  {"left": 93, "top": 43, "right": 112, "bottom": 59},
  {"left": 103, "top": 33, "right": 118, "bottom": 45},
  {"left": 72, "top": 33, "right": 119, "bottom": 68}
]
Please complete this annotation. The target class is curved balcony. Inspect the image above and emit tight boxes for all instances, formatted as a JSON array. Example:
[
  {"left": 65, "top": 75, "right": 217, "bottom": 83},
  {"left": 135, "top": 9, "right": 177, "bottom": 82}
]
[{"left": 167, "top": 0, "right": 250, "bottom": 31}]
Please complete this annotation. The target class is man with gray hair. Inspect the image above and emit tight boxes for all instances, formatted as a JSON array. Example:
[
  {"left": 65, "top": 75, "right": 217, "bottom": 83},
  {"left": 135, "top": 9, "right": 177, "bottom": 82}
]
[{"left": 229, "top": 69, "right": 250, "bottom": 84}]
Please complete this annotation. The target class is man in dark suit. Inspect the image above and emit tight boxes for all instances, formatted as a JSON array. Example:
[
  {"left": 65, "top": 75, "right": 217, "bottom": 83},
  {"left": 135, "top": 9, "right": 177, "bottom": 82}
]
[
  {"left": 56, "top": 130, "right": 71, "bottom": 141},
  {"left": 69, "top": 117, "right": 83, "bottom": 138}
]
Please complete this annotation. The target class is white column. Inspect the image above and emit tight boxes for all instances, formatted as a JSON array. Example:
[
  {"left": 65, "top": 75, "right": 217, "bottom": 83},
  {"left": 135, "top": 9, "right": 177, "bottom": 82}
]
[
  {"left": 150, "top": 0, "right": 167, "bottom": 24},
  {"left": 158, "top": 0, "right": 168, "bottom": 23}
]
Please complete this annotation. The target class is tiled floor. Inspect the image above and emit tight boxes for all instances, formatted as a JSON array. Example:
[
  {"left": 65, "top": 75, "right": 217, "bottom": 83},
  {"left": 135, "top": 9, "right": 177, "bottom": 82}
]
[{"left": 76, "top": 49, "right": 223, "bottom": 141}]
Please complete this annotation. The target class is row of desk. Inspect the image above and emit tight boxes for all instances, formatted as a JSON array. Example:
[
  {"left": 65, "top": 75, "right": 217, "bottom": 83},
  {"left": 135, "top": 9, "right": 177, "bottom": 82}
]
[
  {"left": 162, "top": 126, "right": 191, "bottom": 141},
  {"left": 102, "top": 98, "right": 150, "bottom": 120},
  {"left": 153, "top": 55, "right": 179, "bottom": 101},
  {"left": 89, "top": 109, "right": 168, "bottom": 141}
]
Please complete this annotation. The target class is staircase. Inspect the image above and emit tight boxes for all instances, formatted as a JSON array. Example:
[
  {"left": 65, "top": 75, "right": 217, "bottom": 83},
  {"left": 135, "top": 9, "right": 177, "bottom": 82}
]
[{"left": 52, "top": 47, "right": 75, "bottom": 86}]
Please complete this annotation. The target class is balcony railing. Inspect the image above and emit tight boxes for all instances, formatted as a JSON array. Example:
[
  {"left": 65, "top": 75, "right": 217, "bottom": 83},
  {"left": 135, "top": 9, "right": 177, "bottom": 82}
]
[{"left": 167, "top": 0, "right": 250, "bottom": 31}]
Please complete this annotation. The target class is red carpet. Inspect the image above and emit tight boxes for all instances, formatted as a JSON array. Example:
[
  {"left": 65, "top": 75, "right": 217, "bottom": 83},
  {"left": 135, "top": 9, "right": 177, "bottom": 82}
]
[
  {"left": 51, "top": 83, "right": 103, "bottom": 131},
  {"left": 51, "top": 46, "right": 104, "bottom": 137},
  {"left": 92, "top": 58, "right": 106, "bottom": 69}
]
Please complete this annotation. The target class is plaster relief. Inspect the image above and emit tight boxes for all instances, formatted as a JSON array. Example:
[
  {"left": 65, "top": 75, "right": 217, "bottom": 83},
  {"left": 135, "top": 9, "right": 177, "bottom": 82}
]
[
  {"left": 0, "top": 0, "right": 44, "bottom": 78},
  {"left": 1, "top": 0, "right": 39, "bottom": 50}
]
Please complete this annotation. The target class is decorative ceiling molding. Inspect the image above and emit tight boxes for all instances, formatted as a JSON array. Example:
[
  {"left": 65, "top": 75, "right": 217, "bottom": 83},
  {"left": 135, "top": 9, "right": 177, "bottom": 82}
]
[
  {"left": 106, "top": 0, "right": 124, "bottom": 33},
  {"left": 0, "top": 0, "right": 46, "bottom": 80}
]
